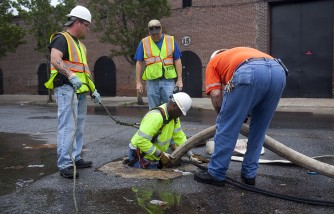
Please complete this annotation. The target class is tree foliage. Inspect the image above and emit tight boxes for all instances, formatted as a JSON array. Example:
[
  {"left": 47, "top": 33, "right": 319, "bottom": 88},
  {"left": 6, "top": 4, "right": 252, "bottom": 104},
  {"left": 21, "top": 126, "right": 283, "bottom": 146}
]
[
  {"left": 13, "top": 0, "right": 76, "bottom": 56},
  {"left": 87, "top": 0, "right": 171, "bottom": 65},
  {"left": 0, "top": 0, "right": 26, "bottom": 60},
  {"left": 13, "top": 0, "right": 76, "bottom": 101}
]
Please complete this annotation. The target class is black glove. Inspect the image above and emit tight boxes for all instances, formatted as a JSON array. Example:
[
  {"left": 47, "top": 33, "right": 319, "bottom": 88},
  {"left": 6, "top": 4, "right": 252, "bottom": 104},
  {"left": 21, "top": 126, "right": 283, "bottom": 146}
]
[{"left": 173, "top": 86, "right": 179, "bottom": 93}]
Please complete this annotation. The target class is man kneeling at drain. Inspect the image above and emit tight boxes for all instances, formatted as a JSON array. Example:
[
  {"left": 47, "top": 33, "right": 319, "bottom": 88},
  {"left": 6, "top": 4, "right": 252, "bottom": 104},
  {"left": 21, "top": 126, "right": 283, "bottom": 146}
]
[{"left": 127, "top": 92, "right": 202, "bottom": 169}]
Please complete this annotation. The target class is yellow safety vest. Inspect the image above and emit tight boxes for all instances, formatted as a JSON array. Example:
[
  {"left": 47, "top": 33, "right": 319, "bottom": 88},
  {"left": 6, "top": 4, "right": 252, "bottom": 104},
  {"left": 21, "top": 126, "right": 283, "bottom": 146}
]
[
  {"left": 130, "top": 104, "right": 187, "bottom": 162},
  {"left": 142, "top": 35, "right": 177, "bottom": 80},
  {"left": 44, "top": 31, "right": 95, "bottom": 93}
]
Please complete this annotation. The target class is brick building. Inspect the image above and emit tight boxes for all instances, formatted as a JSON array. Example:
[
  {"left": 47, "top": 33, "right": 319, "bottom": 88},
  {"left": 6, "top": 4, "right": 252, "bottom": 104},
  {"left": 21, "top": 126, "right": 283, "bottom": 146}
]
[{"left": 0, "top": 0, "right": 333, "bottom": 98}]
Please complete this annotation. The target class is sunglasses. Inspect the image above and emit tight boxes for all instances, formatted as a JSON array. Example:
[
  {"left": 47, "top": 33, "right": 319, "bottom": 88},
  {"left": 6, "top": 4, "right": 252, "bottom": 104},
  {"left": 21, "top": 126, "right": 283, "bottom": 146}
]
[
  {"left": 79, "top": 21, "right": 90, "bottom": 27},
  {"left": 149, "top": 26, "right": 161, "bottom": 31}
]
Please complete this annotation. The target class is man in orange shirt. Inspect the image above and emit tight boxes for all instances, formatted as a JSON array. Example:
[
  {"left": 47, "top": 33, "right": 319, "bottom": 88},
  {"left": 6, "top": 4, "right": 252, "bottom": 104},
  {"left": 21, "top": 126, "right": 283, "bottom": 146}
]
[{"left": 194, "top": 47, "right": 287, "bottom": 186}]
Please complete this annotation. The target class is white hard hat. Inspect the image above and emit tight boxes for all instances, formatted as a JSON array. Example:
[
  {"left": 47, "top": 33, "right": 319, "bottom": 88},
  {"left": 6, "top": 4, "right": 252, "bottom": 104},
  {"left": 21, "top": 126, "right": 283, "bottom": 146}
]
[
  {"left": 172, "top": 92, "right": 192, "bottom": 116},
  {"left": 66, "top": 5, "right": 91, "bottom": 25},
  {"left": 210, "top": 49, "right": 228, "bottom": 60}
]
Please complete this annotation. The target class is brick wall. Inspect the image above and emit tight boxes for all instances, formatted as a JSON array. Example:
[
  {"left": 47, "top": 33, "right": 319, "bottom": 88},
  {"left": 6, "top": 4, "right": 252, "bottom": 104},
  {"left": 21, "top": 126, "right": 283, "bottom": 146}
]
[
  {"left": 0, "top": 0, "right": 333, "bottom": 97},
  {"left": 164, "top": 0, "right": 269, "bottom": 94}
]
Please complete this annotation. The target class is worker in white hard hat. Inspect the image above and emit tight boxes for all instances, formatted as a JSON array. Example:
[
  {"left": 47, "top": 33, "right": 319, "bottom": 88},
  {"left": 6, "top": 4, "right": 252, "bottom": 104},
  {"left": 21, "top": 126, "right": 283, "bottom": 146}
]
[
  {"left": 126, "top": 92, "right": 202, "bottom": 169},
  {"left": 134, "top": 19, "right": 184, "bottom": 110},
  {"left": 45, "top": 5, "right": 101, "bottom": 179}
]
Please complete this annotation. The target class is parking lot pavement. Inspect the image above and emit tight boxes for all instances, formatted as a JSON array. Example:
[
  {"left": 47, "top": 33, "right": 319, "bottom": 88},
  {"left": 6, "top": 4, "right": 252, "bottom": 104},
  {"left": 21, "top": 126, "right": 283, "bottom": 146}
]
[{"left": 0, "top": 94, "right": 334, "bottom": 213}]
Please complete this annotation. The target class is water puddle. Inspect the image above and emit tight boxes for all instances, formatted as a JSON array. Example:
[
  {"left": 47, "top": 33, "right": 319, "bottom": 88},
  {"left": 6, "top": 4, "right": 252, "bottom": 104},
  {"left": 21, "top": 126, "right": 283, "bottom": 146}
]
[
  {"left": 76, "top": 187, "right": 206, "bottom": 213},
  {"left": 0, "top": 132, "right": 57, "bottom": 196},
  {"left": 89, "top": 106, "right": 334, "bottom": 129},
  {"left": 1, "top": 185, "right": 203, "bottom": 213},
  {"left": 270, "top": 111, "right": 334, "bottom": 130},
  {"left": 90, "top": 106, "right": 218, "bottom": 125}
]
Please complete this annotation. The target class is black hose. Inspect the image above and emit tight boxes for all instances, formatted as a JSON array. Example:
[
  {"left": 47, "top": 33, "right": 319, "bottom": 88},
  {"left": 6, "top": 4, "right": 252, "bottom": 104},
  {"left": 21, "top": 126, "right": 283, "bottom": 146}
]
[
  {"left": 99, "top": 102, "right": 140, "bottom": 128},
  {"left": 181, "top": 160, "right": 334, "bottom": 207},
  {"left": 80, "top": 82, "right": 140, "bottom": 129}
]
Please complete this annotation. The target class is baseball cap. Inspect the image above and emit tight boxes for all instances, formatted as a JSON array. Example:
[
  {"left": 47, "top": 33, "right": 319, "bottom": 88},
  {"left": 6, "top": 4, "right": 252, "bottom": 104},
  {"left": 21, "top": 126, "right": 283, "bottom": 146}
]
[{"left": 148, "top": 19, "right": 161, "bottom": 34}]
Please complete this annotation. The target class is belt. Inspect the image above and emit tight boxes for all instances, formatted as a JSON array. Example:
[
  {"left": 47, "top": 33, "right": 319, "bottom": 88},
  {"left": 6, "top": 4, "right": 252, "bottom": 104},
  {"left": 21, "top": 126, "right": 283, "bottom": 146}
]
[
  {"left": 235, "top": 57, "right": 269, "bottom": 71},
  {"left": 235, "top": 57, "right": 289, "bottom": 76},
  {"left": 157, "top": 76, "right": 166, "bottom": 80}
]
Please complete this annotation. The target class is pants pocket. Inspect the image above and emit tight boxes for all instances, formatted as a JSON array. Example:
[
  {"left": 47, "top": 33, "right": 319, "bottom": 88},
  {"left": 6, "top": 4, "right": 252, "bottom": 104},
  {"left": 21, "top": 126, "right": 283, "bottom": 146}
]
[{"left": 234, "top": 68, "right": 254, "bottom": 86}]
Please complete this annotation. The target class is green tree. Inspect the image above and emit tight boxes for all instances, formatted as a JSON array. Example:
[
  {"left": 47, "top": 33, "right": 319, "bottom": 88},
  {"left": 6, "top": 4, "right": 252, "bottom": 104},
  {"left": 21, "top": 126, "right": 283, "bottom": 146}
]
[
  {"left": 87, "top": 0, "right": 171, "bottom": 104},
  {"left": 0, "top": 0, "right": 25, "bottom": 61},
  {"left": 13, "top": 0, "right": 76, "bottom": 101}
]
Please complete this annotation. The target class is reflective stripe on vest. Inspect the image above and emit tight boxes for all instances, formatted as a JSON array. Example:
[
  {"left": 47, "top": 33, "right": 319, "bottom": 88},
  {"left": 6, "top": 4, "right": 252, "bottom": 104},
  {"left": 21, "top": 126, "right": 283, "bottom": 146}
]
[
  {"left": 142, "top": 38, "right": 161, "bottom": 65},
  {"left": 163, "top": 35, "right": 174, "bottom": 65},
  {"left": 50, "top": 60, "right": 90, "bottom": 73},
  {"left": 141, "top": 35, "right": 177, "bottom": 80}
]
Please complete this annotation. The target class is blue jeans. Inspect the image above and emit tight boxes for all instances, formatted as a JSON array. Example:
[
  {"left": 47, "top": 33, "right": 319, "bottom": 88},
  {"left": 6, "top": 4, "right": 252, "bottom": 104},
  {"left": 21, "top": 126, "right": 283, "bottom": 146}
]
[
  {"left": 208, "top": 59, "right": 286, "bottom": 180},
  {"left": 128, "top": 149, "right": 158, "bottom": 169},
  {"left": 146, "top": 78, "right": 175, "bottom": 109},
  {"left": 54, "top": 85, "right": 87, "bottom": 170}
]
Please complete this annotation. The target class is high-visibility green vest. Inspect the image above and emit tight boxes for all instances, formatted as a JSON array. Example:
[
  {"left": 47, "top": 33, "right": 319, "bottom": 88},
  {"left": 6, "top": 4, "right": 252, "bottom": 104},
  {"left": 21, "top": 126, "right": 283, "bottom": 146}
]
[
  {"left": 44, "top": 31, "right": 95, "bottom": 93},
  {"left": 142, "top": 35, "right": 177, "bottom": 80},
  {"left": 130, "top": 103, "right": 186, "bottom": 162}
]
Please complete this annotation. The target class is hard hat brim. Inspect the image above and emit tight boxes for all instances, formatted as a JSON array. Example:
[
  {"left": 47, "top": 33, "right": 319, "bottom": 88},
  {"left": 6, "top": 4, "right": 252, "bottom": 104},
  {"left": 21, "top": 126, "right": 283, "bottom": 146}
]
[
  {"left": 64, "top": 20, "right": 75, "bottom": 26},
  {"left": 175, "top": 100, "right": 186, "bottom": 116}
]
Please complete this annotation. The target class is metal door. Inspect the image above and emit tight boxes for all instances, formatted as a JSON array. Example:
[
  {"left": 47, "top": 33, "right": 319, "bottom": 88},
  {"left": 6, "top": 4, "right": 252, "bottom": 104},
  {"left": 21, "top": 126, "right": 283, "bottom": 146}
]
[
  {"left": 94, "top": 56, "right": 116, "bottom": 96},
  {"left": 271, "top": 0, "right": 333, "bottom": 97},
  {"left": 180, "top": 51, "right": 203, "bottom": 97}
]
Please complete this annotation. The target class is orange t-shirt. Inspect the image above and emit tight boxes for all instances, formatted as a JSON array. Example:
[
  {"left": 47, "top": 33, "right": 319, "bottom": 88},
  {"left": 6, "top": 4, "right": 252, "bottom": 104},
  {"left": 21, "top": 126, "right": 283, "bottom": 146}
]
[{"left": 205, "top": 47, "right": 273, "bottom": 95}]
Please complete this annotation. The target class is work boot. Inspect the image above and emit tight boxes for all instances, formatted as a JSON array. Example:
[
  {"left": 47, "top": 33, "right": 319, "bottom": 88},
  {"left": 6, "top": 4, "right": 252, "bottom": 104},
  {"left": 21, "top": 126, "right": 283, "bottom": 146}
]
[
  {"left": 60, "top": 166, "right": 78, "bottom": 179},
  {"left": 122, "top": 157, "right": 130, "bottom": 165},
  {"left": 241, "top": 174, "right": 256, "bottom": 185},
  {"left": 75, "top": 159, "right": 93, "bottom": 169},
  {"left": 194, "top": 170, "right": 225, "bottom": 187}
]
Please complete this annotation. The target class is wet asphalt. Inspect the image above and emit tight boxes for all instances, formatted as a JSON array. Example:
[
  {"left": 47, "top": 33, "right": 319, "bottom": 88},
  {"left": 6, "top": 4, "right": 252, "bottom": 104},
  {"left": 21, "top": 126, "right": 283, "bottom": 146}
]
[{"left": 0, "top": 96, "right": 334, "bottom": 213}]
